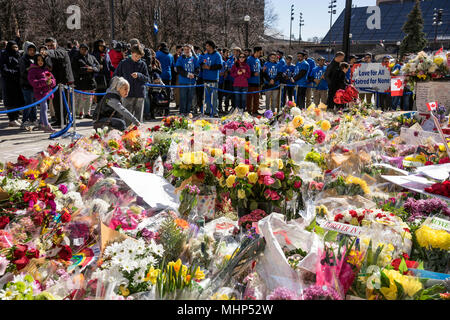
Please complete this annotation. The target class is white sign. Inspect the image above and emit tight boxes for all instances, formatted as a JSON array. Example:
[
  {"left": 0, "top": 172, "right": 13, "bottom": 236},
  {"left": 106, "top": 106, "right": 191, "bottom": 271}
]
[
  {"left": 429, "top": 217, "right": 450, "bottom": 232},
  {"left": 415, "top": 81, "right": 450, "bottom": 113},
  {"left": 112, "top": 167, "right": 180, "bottom": 211},
  {"left": 352, "top": 63, "right": 391, "bottom": 92},
  {"left": 320, "top": 220, "right": 364, "bottom": 237}
]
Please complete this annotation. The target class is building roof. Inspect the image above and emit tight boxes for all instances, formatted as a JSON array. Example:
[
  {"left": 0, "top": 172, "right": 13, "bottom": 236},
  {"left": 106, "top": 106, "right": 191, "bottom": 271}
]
[{"left": 322, "top": 0, "right": 450, "bottom": 44}]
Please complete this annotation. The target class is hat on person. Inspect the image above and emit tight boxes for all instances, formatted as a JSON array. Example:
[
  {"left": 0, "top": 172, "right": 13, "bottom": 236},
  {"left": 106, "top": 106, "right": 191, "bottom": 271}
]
[
  {"left": 349, "top": 54, "right": 357, "bottom": 60},
  {"left": 232, "top": 46, "right": 242, "bottom": 52},
  {"left": 80, "top": 43, "right": 89, "bottom": 50},
  {"left": 317, "top": 56, "right": 325, "bottom": 61}
]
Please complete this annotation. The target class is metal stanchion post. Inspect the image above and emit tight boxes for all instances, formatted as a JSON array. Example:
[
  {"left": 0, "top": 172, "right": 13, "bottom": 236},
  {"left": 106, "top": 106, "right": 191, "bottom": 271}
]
[
  {"left": 295, "top": 85, "right": 299, "bottom": 105},
  {"left": 59, "top": 85, "right": 64, "bottom": 127},
  {"left": 203, "top": 83, "right": 208, "bottom": 116},
  {"left": 71, "top": 87, "right": 76, "bottom": 134},
  {"left": 278, "top": 84, "right": 284, "bottom": 112}
]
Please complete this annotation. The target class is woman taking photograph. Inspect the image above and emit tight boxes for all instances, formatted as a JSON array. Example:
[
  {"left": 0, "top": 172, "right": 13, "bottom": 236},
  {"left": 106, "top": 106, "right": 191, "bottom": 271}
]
[
  {"left": 92, "top": 76, "right": 141, "bottom": 131},
  {"left": 27, "top": 54, "right": 56, "bottom": 132},
  {"left": 230, "top": 52, "right": 251, "bottom": 112}
]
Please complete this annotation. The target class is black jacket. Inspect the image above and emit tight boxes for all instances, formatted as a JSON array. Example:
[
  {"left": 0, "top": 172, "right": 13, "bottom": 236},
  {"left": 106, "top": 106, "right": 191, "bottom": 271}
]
[
  {"left": 45, "top": 47, "right": 74, "bottom": 84},
  {"left": 333, "top": 70, "right": 350, "bottom": 91},
  {"left": 0, "top": 41, "right": 25, "bottom": 107},
  {"left": 92, "top": 40, "right": 115, "bottom": 90},
  {"left": 72, "top": 51, "right": 100, "bottom": 90},
  {"left": 113, "top": 57, "right": 150, "bottom": 98},
  {"left": 325, "top": 59, "right": 341, "bottom": 89},
  {"left": 94, "top": 91, "right": 139, "bottom": 126}
]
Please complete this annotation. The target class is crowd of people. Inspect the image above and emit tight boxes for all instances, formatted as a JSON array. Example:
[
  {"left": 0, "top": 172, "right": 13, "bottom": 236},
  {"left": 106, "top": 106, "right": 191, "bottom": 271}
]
[{"left": 0, "top": 36, "right": 412, "bottom": 132}]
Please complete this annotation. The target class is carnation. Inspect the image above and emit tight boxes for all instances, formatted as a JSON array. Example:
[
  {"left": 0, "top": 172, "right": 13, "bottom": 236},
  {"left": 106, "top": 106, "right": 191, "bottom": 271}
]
[
  {"left": 267, "top": 287, "right": 300, "bottom": 300},
  {"left": 302, "top": 285, "right": 342, "bottom": 300}
]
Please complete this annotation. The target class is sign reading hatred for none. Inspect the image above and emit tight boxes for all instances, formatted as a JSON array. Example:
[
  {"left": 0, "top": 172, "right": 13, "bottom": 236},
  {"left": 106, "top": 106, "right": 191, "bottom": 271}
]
[{"left": 352, "top": 63, "right": 391, "bottom": 92}]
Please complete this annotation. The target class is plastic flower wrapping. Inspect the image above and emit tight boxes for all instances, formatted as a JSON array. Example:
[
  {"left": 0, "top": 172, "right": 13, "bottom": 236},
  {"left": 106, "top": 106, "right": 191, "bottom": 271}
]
[{"left": 0, "top": 101, "right": 449, "bottom": 301}]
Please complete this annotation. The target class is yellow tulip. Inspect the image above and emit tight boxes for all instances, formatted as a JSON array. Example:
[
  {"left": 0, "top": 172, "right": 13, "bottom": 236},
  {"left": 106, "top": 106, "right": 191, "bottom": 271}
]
[
  {"left": 238, "top": 189, "right": 246, "bottom": 199},
  {"left": 248, "top": 172, "right": 258, "bottom": 184},
  {"left": 226, "top": 175, "right": 236, "bottom": 188},
  {"left": 235, "top": 164, "right": 250, "bottom": 178},
  {"left": 194, "top": 266, "right": 205, "bottom": 280}
]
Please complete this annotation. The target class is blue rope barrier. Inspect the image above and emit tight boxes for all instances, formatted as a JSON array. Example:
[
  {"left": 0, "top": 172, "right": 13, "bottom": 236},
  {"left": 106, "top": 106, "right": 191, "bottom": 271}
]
[
  {"left": 359, "top": 87, "right": 413, "bottom": 95},
  {"left": 145, "top": 83, "right": 205, "bottom": 89},
  {"left": 49, "top": 90, "right": 73, "bottom": 140},
  {"left": 73, "top": 89, "right": 107, "bottom": 96},
  {"left": 210, "top": 85, "right": 281, "bottom": 95},
  {"left": 0, "top": 86, "right": 59, "bottom": 114}
]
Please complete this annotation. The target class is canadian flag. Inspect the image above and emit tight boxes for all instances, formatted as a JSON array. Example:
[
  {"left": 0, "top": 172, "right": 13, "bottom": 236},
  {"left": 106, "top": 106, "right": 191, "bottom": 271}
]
[
  {"left": 426, "top": 101, "right": 438, "bottom": 111},
  {"left": 391, "top": 76, "right": 405, "bottom": 97}
]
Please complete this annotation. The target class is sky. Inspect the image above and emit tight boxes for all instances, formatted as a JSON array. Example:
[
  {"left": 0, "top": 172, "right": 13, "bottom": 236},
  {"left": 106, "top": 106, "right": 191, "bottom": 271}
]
[{"left": 271, "top": 0, "right": 376, "bottom": 40}]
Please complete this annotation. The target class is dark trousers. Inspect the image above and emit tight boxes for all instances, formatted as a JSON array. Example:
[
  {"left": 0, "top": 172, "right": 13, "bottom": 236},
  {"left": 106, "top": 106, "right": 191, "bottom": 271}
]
[
  {"left": 233, "top": 87, "right": 248, "bottom": 110},
  {"left": 281, "top": 86, "right": 294, "bottom": 107},
  {"left": 327, "top": 87, "right": 338, "bottom": 110},
  {"left": 53, "top": 88, "right": 68, "bottom": 126},
  {"left": 296, "top": 87, "right": 307, "bottom": 109},
  {"left": 98, "top": 117, "right": 126, "bottom": 131},
  {"left": 195, "top": 78, "right": 204, "bottom": 112}
]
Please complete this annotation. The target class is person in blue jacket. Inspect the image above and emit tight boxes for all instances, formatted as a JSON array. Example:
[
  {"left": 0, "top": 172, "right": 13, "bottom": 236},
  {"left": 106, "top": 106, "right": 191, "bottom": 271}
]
[
  {"left": 200, "top": 40, "right": 223, "bottom": 117},
  {"left": 277, "top": 50, "right": 286, "bottom": 68},
  {"left": 280, "top": 55, "right": 296, "bottom": 107},
  {"left": 194, "top": 46, "right": 205, "bottom": 114},
  {"left": 156, "top": 42, "right": 174, "bottom": 115},
  {"left": 176, "top": 44, "right": 200, "bottom": 116},
  {"left": 246, "top": 47, "right": 263, "bottom": 114},
  {"left": 262, "top": 52, "right": 282, "bottom": 112},
  {"left": 218, "top": 48, "right": 230, "bottom": 114},
  {"left": 304, "top": 50, "right": 316, "bottom": 107},
  {"left": 293, "top": 51, "right": 310, "bottom": 108},
  {"left": 113, "top": 44, "right": 150, "bottom": 123},
  {"left": 311, "top": 56, "right": 328, "bottom": 105}
]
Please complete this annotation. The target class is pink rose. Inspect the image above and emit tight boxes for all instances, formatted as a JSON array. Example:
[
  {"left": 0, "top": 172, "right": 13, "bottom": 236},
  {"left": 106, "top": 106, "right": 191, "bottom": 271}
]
[
  {"left": 274, "top": 171, "right": 285, "bottom": 181},
  {"left": 294, "top": 181, "right": 302, "bottom": 189},
  {"left": 263, "top": 176, "right": 275, "bottom": 186}
]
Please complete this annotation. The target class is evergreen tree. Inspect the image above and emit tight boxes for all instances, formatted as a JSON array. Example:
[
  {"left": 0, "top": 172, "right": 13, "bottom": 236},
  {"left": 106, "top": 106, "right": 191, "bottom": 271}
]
[{"left": 399, "top": 0, "right": 427, "bottom": 58}]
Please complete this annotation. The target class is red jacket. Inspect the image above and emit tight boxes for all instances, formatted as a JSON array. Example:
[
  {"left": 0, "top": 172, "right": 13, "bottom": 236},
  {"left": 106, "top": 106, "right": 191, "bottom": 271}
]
[
  {"left": 230, "top": 62, "right": 251, "bottom": 88},
  {"left": 109, "top": 49, "right": 124, "bottom": 77}
]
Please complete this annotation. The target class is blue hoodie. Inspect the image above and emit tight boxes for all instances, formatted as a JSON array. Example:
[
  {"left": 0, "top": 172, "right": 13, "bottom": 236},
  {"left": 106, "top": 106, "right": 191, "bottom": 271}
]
[
  {"left": 200, "top": 51, "right": 223, "bottom": 82},
  {"left": 225, "top": 56, "right": 235, "bottom": 82},
  {"left": 278, "top": 57, "right": 287, "bottom": 68},
  {"left": 247, "top": 55, "right": 261, "bottom": 85},
  {"left": 263, "top": 61, "right": 281, "bottom": 85},
  {"left": 306, "top": 57, "right": 316, "bottom": 80},
  {"left": 156, "top": 49, "right": 174, "bottom": 81},
  {"left": 176, "top": 55, "right": 199, "bottom": 85},
  {"left": 281, "top": 64, "right": 296, "bottom": 84},
  {"left": 294, "top": 60, "right": 310, "bottom": 87},
  {"left": 311, "top": 65, "right": 328, "bottom": 90}
]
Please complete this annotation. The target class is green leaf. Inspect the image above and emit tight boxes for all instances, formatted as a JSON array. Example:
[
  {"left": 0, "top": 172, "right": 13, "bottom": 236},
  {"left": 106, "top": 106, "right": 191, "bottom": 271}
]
[
  {"left": 394, "top": 280, "right": 404, "bottom": 300},
  {"left": 417, "top": 261, "right": 424, "bottom": 270},
  {"left": 398, "top": 258, "right": 408, "bottom": 275},
  {"left": 324, "top": 230, "right": 339, "bottom": 242},
  {"left": 380, "top": 270, "right": 390, "bottom": 288}
]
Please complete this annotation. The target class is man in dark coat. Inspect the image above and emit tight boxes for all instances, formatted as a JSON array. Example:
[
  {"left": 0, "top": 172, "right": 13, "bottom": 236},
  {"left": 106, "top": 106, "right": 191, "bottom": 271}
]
[
  {"left": 42, "top": 37, "right": 74, "bottom": 128},
  {"left": 72, "top": 43, "right": 100, "bottom": 118},
  {"left": 0, "top": 41, "right": 24, "bottom": 127},
  {"left": 325, "top": 51, "right": 345, "bottom": 110},
  {"left": 19, "top": 41, "right": 38, "bottom": 128}
]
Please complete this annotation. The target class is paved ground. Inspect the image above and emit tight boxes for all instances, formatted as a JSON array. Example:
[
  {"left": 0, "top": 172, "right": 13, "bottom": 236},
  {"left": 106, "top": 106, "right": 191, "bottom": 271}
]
[{"left": 0, "top": 94, "right": 269, "bottom": 164}]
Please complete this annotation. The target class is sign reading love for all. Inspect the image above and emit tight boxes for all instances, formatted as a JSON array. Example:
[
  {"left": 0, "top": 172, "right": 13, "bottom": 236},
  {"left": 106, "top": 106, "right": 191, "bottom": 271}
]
[{"left": 352, "top": 63, "right": 391, "bottom": 92}]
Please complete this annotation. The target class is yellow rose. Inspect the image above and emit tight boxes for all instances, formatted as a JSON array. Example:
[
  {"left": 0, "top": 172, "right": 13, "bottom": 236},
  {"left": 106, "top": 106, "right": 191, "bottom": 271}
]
[
  {"left": 321, "top": 120, "right": 331, "bottom": 131},
  {"left": 238, "top": 189, "right": 246, "bottom": 199},
  {"left": 210, "top": 148, "right": 223, "bottom": 157},
  {"left": 235, "top": 164, "right": 250, "bottom": 178},
  {"left": 277, "top": 159, "right": 284, "bottom": 170},
  {"left": 226, "top": 175, "right": 236, "bottom": 188},
  {"left": 248, "top": 172, "right": 258, "bottom": 184},
  {"left": 292, "top": 116, "right": 304, "bottom": 128}
]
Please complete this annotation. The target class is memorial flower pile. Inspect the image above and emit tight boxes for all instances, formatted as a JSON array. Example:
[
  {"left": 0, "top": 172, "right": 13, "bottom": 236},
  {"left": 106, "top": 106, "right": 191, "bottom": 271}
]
[{"left": 0, "top": 100, "right": 449, "bottom": 301}]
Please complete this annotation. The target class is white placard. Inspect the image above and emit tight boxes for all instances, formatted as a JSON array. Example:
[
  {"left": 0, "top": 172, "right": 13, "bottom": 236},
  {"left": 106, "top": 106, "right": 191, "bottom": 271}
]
[
  {"left": 415, "top": 81, "right": 450, "bottom": 113},
  {"left": 112, "top": 167, "right": 180, "bottom": 211},
  {"left": 429, "top": 217, "right": 450, "bottom": 232},
  {"left": 352, "top": 63, "right": 391, "bottom": 92},
  {"left": 320, "top": 220, "right": 364, "bottom": 237}
]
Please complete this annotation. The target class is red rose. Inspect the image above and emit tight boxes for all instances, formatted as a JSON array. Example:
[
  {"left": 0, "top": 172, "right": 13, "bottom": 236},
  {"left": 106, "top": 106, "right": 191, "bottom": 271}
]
[
  {"left": 26, "top": 248, "right": 40, "bottom": 259},
  {"left": 274, "top": 171, "right": 285, "bottom": 181},
  {"left": 0, "top": 216, "right": 10, "bottom": 229},
  {"left": 13, "top": 256, "right": 30, "bottom": 271},
  {"left": 58, "top": 245, "right": 73, "bottom": 261},
  {"left": 13, "top": 244, "right": 28, "bottom": 259},
  {"left": 60, "top": 211, "right": 71, "bottom": 223},
  {"left": 32, "top": 211, "right": 44, "bottom": 226},
  {"left": 294, "top": 181, "right": 302, "bottom": 189},
  {"left": 196, "top": 172, "right": 205, "bottom": 180}
]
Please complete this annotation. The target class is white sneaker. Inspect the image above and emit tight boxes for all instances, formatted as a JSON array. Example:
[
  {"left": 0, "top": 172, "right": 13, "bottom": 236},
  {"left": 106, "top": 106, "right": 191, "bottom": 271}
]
[
  {"left": 21, "top": 121, "right": 31, "bottom": 129},
  {"left": 9, "top": 120, "right": 22, "bottom": 127}
]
